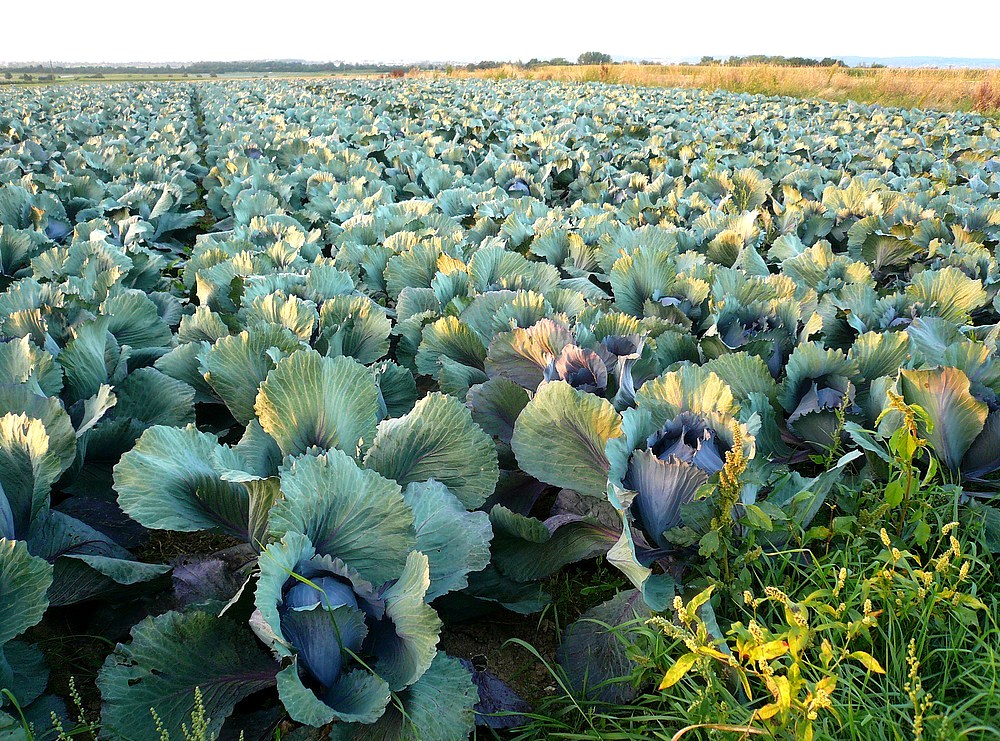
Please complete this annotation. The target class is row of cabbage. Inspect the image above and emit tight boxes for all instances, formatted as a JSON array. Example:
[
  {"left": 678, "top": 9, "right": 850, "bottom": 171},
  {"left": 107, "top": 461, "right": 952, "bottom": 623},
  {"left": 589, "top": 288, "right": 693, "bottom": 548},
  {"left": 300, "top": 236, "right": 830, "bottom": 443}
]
[{"left": 1, "top": 77, "right": 999, "bottom": 739}]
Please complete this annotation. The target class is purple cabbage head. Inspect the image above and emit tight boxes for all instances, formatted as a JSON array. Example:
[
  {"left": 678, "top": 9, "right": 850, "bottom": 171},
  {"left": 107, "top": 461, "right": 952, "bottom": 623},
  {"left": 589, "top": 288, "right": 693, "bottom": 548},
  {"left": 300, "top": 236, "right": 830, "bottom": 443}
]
[
  {"left": 625, "top": 412, "right": 730, "bottom": 549},
  {"left": 544, "top": 345, "right": 608, "bottom": 394}
]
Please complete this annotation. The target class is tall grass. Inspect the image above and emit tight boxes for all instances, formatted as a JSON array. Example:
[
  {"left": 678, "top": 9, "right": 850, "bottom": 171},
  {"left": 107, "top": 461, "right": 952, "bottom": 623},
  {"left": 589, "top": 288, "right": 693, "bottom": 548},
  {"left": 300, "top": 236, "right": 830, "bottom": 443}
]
[
  {"left": 453, "top": 64, "right": 1000, "bottom": 113},
  {"left": 503, "top": 520, "right": 1000, "bottom": 741}
]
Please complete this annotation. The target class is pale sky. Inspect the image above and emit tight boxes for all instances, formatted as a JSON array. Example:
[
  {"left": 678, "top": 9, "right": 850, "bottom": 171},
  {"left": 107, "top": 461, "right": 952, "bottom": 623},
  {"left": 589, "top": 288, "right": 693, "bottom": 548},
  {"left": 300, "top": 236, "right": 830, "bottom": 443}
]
[{"left": 7, "top": 0, "right": 1000, "bottom": 64}]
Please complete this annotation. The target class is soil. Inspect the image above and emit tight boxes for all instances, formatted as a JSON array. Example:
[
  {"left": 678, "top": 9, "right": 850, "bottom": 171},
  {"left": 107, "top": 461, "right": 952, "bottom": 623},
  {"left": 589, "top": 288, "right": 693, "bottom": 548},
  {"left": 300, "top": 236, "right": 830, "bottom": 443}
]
[{"left": 439, "top": 609, "right": 561, "bottom": 704}]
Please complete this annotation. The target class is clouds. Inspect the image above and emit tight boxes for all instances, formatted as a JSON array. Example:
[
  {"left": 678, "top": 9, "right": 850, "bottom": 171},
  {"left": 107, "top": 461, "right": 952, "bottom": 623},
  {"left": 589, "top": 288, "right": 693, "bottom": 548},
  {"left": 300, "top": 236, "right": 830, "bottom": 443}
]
[{"left": 8, "top": 0, "right": 1000, "bottom": 64}]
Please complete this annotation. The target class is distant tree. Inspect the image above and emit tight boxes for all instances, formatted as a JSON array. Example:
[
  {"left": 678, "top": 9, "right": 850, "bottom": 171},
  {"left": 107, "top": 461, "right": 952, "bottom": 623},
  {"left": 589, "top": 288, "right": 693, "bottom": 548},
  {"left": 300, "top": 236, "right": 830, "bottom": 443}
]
[
  {"left": 700, "top": 56, "right": 719, "bottom": 66},
  {"left": 549, "top": 57, "right": 571, "bottom": 66},
  {"left": 3, "top": 71, "right": 11, "bottom": 80},
  {"left": 578, "top": 51, "right": 613, "bottom": 65}
]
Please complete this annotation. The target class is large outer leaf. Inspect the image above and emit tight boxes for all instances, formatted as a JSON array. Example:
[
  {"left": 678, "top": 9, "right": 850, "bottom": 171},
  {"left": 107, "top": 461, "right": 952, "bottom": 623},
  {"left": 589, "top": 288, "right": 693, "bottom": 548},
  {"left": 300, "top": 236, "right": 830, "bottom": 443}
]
[
  {"left": 256, "top": 349, "right": 380, "bottom": 459},
  {"left": 489, "top": 506, "right": 619, "bottom": 581},
  {"left": 2, "top": 693, "right": 65, "bottom": 741},
  {"left": 0, "top": 709, "right": 25, "bottom": 740},
  {"left": 899, "top": 368, "right": 987, "bottom": 473},
  {"left": 702, "top": 352, "right": 778, "bottom": 404},
  {"left": 277, "top": 661, "right": 390, "bottom": 727},
  {"left": 437, "top": 356, "right": 488, "bottom": 398},
  {"left": 635, "top": 365, "right": 738, "bottom": 419},
  {"left": 230, "top": 420, "right": 284, "bottom": 481},
  {"left": 364, "top": 393, "right": 499, "bottom": 509},
  {"left": 386, "top": 244, "right": 441, "bottom": 300},
  {"left": 0, "top": 385, "right": 76, "bottom": 533},
  {"left": 50, "top": 554, "right": 170, "bottom": 607},
  {"left": 111, "top": 367, "right": 195, "bottom": 427},
  {"left": 467, "top": 378, "right": 531, "bottom": 444},
  {"left": 0, "top": 415, "right": 60, "bottom": 536},
  {"left": 557, "top": 589, "right": 651, "bottom": 703},
  {"left": 362, "top": 653, "right": 478, "bottom": 741},
  {"left": 27, "top": 509, "right": 169, "bottom": 606},
  {"left": 155, "top": 341, "right": 217, "bottom": 403},
  {"left": 609, "top": 246, "right": 678, "bottom": 317},
  {"left": 963, "top": 410, "right": 1000, "bottom": 479},
  {"left": 907, "top": 317, "right": 964, "bottom": 361},
  {"left": 0, "top": 539, "right": 52, "bottom": 706},
  {"left": 0, "top": 538, "right": 52, "bottom": 646},
  {"left": 0, "top": 386, "right": 76, "bottom": 471},
  {"left": 415, "top": 316, "right": 486, "bottom": 378},
  {"left": 459, "top": 565, "right": 549, "bottom": 615},
  {"left": 605, "top": 509, "right": 676, "bottom": 611},
  {"left": 0, "top": 336, "right": 62, "bottom": 397},
  {"left": 905, "top": 267, "right": 987, "bottom": 324},
  {"left": 269, "top": 449, "right": 416, "bottom": 585},
  {"left": 403, "top": 480, "right": 492, "bottom": 600},
  {"left": 114, "top": 425, "right": 250, "bottom": 538},
  {"left": 57, "top": 316, "right": 112, "bottom": 403},
  {"left": 0, "top": 489, "right": 11, "bottom": 541},
  {"left": 1, "top": 640, "right": 48, "bottom": 707},
  {"left": 199, "top": 325, "right": 302, "bottom": 424},
  {"left": 511, "top": 381, "right": 622, "bottom": 497},
  {"left": 102, "top": 291, "right": 173, "bottom": 349},
  {"left": 848, "top": 331, "right": 911, "bottom": 385},
  {"left": 317, "top": 294, "right": 392, "bottom": 365},
  {"left": 97, "top": 609, "right": 277, "bottom": 741},
  {"left": 244, "top": 292, "right": 318, "bottom": 341},
  {"left": 373, "top": 361, "right": 417, "bottom": 419},
  {"left": 460, "top": 290, "right": 531, "bottom": 342},
  {"left": 368, "top": 551, "right": 440, "bottom": 692}
]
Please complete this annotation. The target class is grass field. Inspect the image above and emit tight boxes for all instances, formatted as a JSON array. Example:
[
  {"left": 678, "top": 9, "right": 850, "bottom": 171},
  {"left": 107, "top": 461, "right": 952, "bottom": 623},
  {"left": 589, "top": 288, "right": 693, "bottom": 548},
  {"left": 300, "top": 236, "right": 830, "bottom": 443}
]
[{"left": 455, "top": 63, "right": 1000, "bottom": 113}]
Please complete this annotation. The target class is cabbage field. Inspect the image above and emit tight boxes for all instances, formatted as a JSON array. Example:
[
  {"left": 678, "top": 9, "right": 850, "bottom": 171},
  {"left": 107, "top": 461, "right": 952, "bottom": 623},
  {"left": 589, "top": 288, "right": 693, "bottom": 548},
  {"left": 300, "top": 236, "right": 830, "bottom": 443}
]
[{"left": 1, "top": 78, "right": 1000, "bottom": 740}]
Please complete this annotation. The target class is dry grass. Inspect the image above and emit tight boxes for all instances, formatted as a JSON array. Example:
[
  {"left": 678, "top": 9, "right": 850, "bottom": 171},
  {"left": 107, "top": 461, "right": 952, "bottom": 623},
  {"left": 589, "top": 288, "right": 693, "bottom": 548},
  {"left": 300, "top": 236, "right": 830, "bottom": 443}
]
[{"left": 447, "top": 64, "right": 1000, "bottom": 113}]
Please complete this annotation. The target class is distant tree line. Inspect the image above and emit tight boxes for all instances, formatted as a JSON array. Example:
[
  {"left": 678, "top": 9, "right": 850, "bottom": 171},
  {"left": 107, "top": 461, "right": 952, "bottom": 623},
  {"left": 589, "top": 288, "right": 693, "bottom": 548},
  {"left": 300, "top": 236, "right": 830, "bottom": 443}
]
[{"left": 0, "top": 60, "right": 416, "bottom": 76}]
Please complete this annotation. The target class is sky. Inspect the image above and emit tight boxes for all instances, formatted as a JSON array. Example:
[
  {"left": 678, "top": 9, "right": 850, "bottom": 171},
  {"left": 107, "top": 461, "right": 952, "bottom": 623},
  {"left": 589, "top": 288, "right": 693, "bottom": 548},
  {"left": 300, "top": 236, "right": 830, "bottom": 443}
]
[{"left": 6, "top": 0, "right": 1000, "bottom": 65}]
